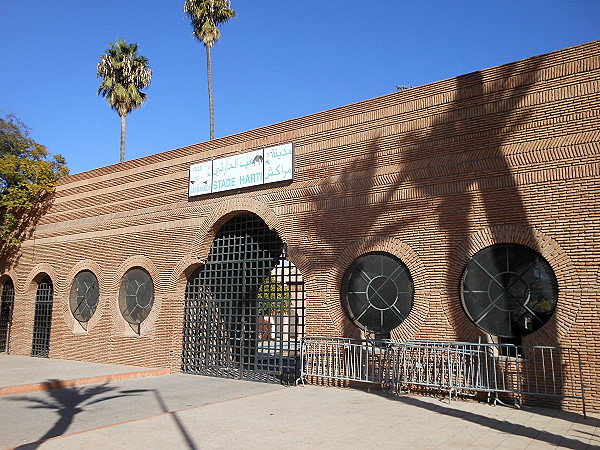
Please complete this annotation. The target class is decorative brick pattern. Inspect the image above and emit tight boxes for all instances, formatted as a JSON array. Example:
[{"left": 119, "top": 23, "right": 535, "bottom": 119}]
[{"left": 1, "top": 41, "right": 598, "bottom": 411}]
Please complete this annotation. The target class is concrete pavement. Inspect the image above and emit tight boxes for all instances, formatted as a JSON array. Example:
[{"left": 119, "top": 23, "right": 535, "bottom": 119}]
[
  {"left": 0, "top": 355, "right": 598, "bottom": 449},
  {"left": 0, "top": 354, "right": 169, "bottom": 396}
]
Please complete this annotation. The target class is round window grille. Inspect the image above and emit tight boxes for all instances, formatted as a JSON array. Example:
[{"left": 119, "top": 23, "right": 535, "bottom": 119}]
[
  {"left": 461, "top": 244, "right": 558, "bottom": 338},
  {"left": 342, "top": 252, "right": 414, "bottom": 336},
  {"left": 119, "top": 268, "right": 154, "bottom": 325},
  {"left": 69, "top": 270, "right": 99, "bottom": 323}
]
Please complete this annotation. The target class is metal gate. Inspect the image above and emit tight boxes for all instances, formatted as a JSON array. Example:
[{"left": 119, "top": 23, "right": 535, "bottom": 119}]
[
  {"left": 182, "top": 214, "right": 305, "bottom": 384},
  {"left": 0, "top": 278, "right": 15, "bottom": 353},
  {"left": 31, "top": 275, "right": 54, "bottom": 358}
]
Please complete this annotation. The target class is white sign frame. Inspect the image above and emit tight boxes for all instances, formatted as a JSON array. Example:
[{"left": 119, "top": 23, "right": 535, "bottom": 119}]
[{"left": 188, "top": 143, "right": 294, "bottom": 197}]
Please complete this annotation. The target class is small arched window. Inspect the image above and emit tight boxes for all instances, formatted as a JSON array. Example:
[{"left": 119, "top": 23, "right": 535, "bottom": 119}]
[
  {"left": 119, "top": 267, "right": 154, "bottom": 334},
  {"left": 32, "top": 275, "right": 54, "bottom": 357},
  {"left": 69, "top": 270, "right": 99, "bottom": 328}
]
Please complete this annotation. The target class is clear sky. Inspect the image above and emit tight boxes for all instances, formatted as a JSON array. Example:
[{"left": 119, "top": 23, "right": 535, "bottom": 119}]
[{"left": 1, "top": 1, "right": 598, "bottom": 175}]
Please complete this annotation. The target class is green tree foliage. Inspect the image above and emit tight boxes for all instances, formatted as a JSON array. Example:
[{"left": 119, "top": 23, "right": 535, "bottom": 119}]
[
  {"left": 184, "top": 0, "right": 236, "bottom": 140},
  {"left": 97, "top": 40, "right": 152, "bottom": 163},
  {"left": 0, "top": 114, "right": 68, "bottom": 247},
  {"left": 257, "top": 276, "right": 291, "bottom": 315}
]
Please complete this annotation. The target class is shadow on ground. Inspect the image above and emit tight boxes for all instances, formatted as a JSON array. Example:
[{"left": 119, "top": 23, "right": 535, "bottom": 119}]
[
  {"left": 6, "top": 380, "right": 147, "bottom": 450},
  {"left": 368, "top": 387, "right": 598, "bottom": 448}
]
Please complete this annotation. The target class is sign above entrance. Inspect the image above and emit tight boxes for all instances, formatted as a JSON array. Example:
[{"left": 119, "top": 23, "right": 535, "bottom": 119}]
[{"left": 189, "top": 143, "right": 294, "bottom": 197}]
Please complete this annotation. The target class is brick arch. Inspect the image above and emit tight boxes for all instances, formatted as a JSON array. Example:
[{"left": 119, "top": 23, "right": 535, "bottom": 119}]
[
  {"left": 24, "top": 263, "right": 61, "bottom": 298},
  {"left": 446, "top": 224, "right": 581, "bottom": 344},
  {"left": 282, "top": 241, "right": 312, "bottom": 286},
  {"left": 168, "top": 256, "right": 202, "bottom": 296},
  {"left": 324, "top": 235, "right": 430, "bottom": 341},
  {"left": 110, "top": 255, "right": 161, "bottom": 336},
  {"left": 62, "top": 260, "right": 105, "bottom": 334},
  {"left": 193, "top": 198, "right": 311, "bottom": 277},
  {"left": 193, "top": 197, "right": 280, "bottom": 258},
  {"left": 193, "top": 205, "right": 313, "bottom": 316},
  {"left": 0, "top": 269, "right": 18, "bottom": 291}
]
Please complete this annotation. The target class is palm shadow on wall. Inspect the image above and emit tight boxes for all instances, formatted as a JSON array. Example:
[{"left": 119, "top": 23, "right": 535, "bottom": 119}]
[
  {"left": 299, "top": 52, "right": 557, "bottom": 349},
  {"left": 397, "top": 57, "right": 550, "bottom": 343},
  {"left": 298, "top": 133, "right": 425, "bottom": 338}
]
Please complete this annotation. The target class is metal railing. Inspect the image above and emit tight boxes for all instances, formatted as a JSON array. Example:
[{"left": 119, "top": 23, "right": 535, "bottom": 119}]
[
  {"left": 297, "top": 337, "right": 394, "bottom": 387},
  {"left": 297, "top": 337, "right": 586, "bottom": 417}
]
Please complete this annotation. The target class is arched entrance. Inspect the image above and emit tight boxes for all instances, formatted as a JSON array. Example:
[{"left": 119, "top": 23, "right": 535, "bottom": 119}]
[
  {"left": 32, "top": 275, "right": 54, "bottom": 358},
  {"left": 0, "top": 278, "right": 15, "bottom": 353},
  {"left": 182, "top": 213, "right": 305, "bottom": 384}
]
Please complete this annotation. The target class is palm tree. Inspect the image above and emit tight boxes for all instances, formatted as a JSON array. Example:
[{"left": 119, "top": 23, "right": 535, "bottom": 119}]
[
  {"left": 184, "top": 0, "right": 236, "bottom": 140},
  {"left": 97, "top": 40, "right": 152, "bottom": 163}
]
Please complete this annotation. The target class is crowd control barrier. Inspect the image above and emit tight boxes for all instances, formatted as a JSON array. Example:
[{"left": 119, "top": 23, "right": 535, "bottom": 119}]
[{"left": 297, "top": 337, "right": 586, "bottom": 417}]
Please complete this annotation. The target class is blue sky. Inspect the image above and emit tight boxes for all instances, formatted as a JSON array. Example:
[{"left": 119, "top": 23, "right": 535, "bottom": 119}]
[{"left": 1, "top": 1, "right": 598, "bottom": 175}]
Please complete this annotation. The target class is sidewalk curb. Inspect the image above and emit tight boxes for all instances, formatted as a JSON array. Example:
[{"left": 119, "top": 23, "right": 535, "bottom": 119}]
[{"left": 0, "top": 368, "right": 170, "bottom": 396}]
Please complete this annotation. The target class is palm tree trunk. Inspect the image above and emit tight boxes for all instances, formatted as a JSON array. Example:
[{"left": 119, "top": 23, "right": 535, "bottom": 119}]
[
  {"left": 120, "top": 114, "right": 126, "bottom": 163},
  {"left": 206, "top": 45, "right": 214, "bottom": 140}
]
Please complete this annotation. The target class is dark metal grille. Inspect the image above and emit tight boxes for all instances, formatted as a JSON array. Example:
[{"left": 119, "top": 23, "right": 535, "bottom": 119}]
[
  {"left": 32, "top": 275, "right": 54, "bottom": 358},
  {"left": 70, "top": 270, "right": 99, "bottom": 326},
  {"left": 461, "top": 244, "right": 558, "bottom": 338},
  {"left": 342, "top": 252, "right": 414, "bottom": 338},
  {"left": 0, "top": 278, "right": 15, "bottom": 353},
  {"left": 182, "top": 214, "right": 305, "bottom": 385}
]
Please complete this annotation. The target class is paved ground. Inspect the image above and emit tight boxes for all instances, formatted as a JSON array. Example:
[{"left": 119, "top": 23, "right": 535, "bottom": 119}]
[
  {"left": 0, "top": 355, "right": 598, "bottom": 449},
  {"left": 0, "top": 354, "right": 168, "bottom": 395}
]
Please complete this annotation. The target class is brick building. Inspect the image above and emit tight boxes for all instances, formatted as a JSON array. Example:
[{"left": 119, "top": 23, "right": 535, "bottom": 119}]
[{"left": 1, "top": 41, "right": 598, "bottom": 410}]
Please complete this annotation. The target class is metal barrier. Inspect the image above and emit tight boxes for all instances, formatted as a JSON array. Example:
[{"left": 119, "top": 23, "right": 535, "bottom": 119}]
[
  {"left": 297, "top": 337, "right": 394, "bottom": 387},
  {"left": 298, "top": 337, "right": 586, "bottom": 417}
]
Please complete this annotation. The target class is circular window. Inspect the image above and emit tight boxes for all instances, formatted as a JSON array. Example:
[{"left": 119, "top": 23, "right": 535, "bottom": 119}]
[
  {"left": 342, "top": 252, "right": 413, "bottom": 337},
  {"left": 461, "top": 244, "right": 558, "bottom": 338},
  {"left": 119, "top": 268, "right": 154, "bottom": 325},
  {"left": 69, "top": 270, "right": 99, "bottom": 323}
]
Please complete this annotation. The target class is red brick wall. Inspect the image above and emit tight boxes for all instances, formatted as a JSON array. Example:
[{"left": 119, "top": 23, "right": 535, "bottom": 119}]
[{"left": 1, "top": 41, "right": 598, "bottom": 410}]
